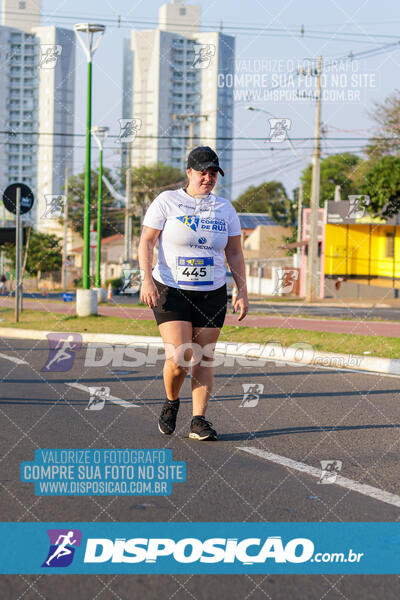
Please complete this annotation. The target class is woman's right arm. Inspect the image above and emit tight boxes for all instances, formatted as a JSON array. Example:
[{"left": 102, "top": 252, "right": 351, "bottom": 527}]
[{"left": 138, "top": 226, "right": 161, "bottom": 308}]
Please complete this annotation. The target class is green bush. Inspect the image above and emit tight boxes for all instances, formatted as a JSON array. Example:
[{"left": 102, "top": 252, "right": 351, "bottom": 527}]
[
  {"left": 73, "top": 276, "right": 95, "bottom": 288},
  {"left": 105, "top": 277, "right": 123, "bottom": 289}
]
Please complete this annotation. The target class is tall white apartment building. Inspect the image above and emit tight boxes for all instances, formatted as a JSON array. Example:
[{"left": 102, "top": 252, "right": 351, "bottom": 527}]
[
  {"left": 0, "top": 0, "right": 75, "bottom": 235},
  {"left": 122, "top": 0, "right": 234, "bottom": 199}
]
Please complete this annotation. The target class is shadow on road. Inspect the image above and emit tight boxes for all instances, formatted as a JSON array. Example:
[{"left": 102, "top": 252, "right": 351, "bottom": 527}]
[{"left": 219, "top": 423, "right": 400, "bottom": 441}]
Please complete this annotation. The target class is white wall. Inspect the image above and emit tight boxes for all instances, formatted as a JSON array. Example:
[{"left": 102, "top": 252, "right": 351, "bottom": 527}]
[{"left": 246, "top": 275, "right": 276, "bottom": 295}]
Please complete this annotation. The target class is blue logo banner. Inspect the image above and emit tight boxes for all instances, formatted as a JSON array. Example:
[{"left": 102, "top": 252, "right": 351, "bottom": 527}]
[{"left": 0, "top": 523, "right": 398, "bottom": 574}]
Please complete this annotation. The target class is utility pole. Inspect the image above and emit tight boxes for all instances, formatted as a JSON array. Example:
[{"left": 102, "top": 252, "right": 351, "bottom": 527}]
[
  {"left": 305, "top": 55, "right": 322, "bottom": 302},
  {"left": 296, "top": 182, "right": 303, "bottom": 267},
  {"left": 172, "top": 113, "right": 208, "bottom": 171},
  {"left": 187, "top": 118, "right": 195, "bottom": 157},
  {"left": 62, "top": 167, "right": 69, "bottom": 290},
  {"left": 125, "top": 142, "right": 132, "bottom": 263}
]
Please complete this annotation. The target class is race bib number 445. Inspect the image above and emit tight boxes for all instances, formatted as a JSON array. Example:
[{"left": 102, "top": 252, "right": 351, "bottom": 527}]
[{"left": 176, "top": 257, "right": 214, "bottom": 286}]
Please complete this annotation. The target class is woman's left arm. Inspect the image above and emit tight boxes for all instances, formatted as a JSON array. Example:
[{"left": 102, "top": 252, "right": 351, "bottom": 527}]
[{"left": 225, "top": 235, "right": 249, "bottom": 321}]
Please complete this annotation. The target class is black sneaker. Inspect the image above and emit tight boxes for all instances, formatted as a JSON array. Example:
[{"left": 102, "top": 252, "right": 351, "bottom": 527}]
[
  {"left": 158, "top": 399, "right": 180, "bottom": 435},
  {"left": 189, "top": 416, "right": 217, "bottom": 441}
]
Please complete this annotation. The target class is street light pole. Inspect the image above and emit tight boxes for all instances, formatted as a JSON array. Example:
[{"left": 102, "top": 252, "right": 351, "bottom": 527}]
[
  {"left": 125, "top": 142, "right": 131, "bottom": 264},
  {"left": 74, "top": 23, "right": 105, "bottom": 291},
  {"left": 92, "top": 126, "right": 109, "bottom": 289},
  {"left": 125, "top": 165, "right": 132, "bottom": 264},
  {"left": 96, "top": 146, "right": 102, "bottom": 287},
  {"left": 84, "top": 59, "right": 92, "bottom": 288},
  {"left": 62, "top": 166, "right": 69, "bottom": 290}
]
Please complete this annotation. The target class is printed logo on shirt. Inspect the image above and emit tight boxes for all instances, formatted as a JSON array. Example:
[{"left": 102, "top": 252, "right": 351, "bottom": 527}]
[
  {"left": 176, "top": 215, "right": 200, "bottom": 232},
  {"left": 189, "top": 236, "right": 213, "bottom": 250},
  {"left": 199, "top": 218, "right": 226, "bottom": 232}
]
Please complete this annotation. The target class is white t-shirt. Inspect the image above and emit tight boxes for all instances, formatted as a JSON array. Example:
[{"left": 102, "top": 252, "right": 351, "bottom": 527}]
[{"left": 143, "top": 188, "right": 242, "bottom": 291}]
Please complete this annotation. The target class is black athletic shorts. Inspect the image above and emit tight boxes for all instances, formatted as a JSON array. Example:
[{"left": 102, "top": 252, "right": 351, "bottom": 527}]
[{"left": 152, "top": 278, "right": 227, "bottom": 328}]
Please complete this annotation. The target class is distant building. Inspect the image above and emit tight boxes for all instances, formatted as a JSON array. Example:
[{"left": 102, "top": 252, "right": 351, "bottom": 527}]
[
  {"left": 295, "top": 199, "right": 400, "bottom": 299},
  {"left": 122, "top": 0, "right": 234, "bottom": 199},
  {"left": 237, "top": 213, "right": 292, "bottom": 260},
  {"left": 325, "top": 200, "right": 400, "bottom": 288},
  {"left": 0, "top": 0, "right": 75, "bottom": 235},
  {"left": 71, "top": 233, "right": 137, "bottom": 283},
  {"left": 238, "top": 212, "right": 278, "bottom": 234},
  {"left": 238, "top": 212, "right": 278, "bottom": 246}
]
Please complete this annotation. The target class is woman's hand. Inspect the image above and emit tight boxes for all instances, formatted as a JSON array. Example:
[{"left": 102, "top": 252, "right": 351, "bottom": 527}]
[
  {"left": 140, "top": 279, "right": 160, "bottom": 308},
  {"left": 233, "top": 291, "right": 249, "bottom": 321}
]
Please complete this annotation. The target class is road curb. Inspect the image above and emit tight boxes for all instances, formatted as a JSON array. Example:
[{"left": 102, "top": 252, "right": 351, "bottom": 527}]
[
  {"left": 249, "top": 301, "right": 392, "bottom": 308},
  {"left": 1, "top": 326, "right": 399, "bottom": 376}
]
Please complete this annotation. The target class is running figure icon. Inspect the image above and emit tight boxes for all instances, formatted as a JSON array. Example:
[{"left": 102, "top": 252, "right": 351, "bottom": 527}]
[
  {"left": 41, "top": 333, "right": 82, "bottom": 372},
  {"left": 45, "top": 531, "right": 77, "bottom": 566}
]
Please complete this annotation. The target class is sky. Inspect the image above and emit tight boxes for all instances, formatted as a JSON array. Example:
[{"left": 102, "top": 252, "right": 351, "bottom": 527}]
[{"left": 35, "top": 0, "right": 400, "bottom": 200}]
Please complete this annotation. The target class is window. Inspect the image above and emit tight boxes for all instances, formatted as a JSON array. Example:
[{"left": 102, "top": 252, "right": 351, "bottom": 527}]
[
  {"left": 179, "top": 8, "right": 186, "bottom": 15},
  {"left": 386, "top": 232, "right": 395, "bottom": 258},
  {"left": 19, "top": 2, "right": 26, "bottom": 9}
]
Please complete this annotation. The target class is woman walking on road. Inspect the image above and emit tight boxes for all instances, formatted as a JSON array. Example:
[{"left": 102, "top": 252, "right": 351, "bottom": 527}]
[{"left": 138, "top": 146, "right": 248, "bottom": 440}]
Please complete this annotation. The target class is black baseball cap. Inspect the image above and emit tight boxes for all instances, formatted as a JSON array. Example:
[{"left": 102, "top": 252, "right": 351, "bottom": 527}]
[{"left": 187, "top": 146, "right": 224, "bottom": 176}]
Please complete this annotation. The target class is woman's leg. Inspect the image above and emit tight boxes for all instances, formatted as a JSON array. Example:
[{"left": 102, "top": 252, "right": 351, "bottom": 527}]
[
  {"left": 158, "top": 320, "right": 193, "bottom": 400},
  {"left": 191, "top": 326, "right": 222, "bottom": 416}
]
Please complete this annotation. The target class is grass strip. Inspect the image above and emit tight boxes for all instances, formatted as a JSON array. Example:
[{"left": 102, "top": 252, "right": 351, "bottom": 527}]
[{"left": 0, "top": 308, "right": 398, "bottom": 360}]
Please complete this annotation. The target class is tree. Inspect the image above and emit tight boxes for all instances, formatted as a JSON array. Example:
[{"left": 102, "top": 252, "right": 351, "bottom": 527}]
[
  {"left": 366, "top": 90, "right": 400, "bottom": 159},
  {"left": 3, "top": 231, "right": 62, "bottom": 275},
  {"left": 233, "top": 181, "right": 294, "bottom": 225},
  {"left": 299, "top": 153, "right": 362, "bottom": 206},
  {"left": 123, "top": 163, "right": 184, "bottom": 219},
  {"left": 361, "top": 156, "right": 400, "bottom": 218},
  {"left": 64, "top": 168, "right": 124, "bottom": 238},
  {"left": 348, "top": 157, "right": 377, "bottom": 192}
]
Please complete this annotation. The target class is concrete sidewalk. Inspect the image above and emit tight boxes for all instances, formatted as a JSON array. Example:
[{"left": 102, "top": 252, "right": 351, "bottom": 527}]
[{"left": 1, "top": 297, "right": 400, "bottom": 337}]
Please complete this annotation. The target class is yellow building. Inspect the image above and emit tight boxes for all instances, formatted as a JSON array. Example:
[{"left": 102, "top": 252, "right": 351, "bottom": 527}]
[{"left": 325, "top": 201, "right": 400, "bottom": 286}]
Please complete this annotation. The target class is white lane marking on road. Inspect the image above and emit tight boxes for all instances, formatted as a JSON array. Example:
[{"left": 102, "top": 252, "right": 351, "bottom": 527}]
[
  {"left": 66, "top": 383, "right": 140, "bottom": 408},
  {"left": 238, "top": 446, "right": 400, "bottom": 509},
  {"left": 0, "top": 352, "right": 28, "bottom": 365}
]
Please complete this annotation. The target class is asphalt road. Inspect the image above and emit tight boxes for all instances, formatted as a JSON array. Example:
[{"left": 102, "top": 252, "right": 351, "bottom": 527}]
[
  {"left": 250, "top": 303, "right": 400, "bottom": 321},
  {"left": 0, "top": 337, "right": 399, "bottom": 599},
  {"left": 112, "top": 295, "right": 400, "bottom": 321},
  {"left": 107, "top": 296, "right": 400, "bottom": 323},
  {"left": 8, "top": 291, "right": 400, "bottom": 321}
]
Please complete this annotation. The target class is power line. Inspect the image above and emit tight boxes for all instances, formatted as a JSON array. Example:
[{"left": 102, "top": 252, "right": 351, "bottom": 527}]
[
  {"left": 232, "top": 157, "right": 306, "bottom": 185},
  {"left": 2, "top": 8, "right": 400, "bottom": 45},
  {"left": 2, "top": 130, "right": 398, "bottom": 141}
]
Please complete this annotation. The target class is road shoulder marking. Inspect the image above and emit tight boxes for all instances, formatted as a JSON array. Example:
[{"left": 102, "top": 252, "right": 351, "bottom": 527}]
[
  {"left": 238, "top": 446, "right": 400, "bottom": 508},
  {"left": 0, "top": 352, "right": 28, "bottom": 365}
]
